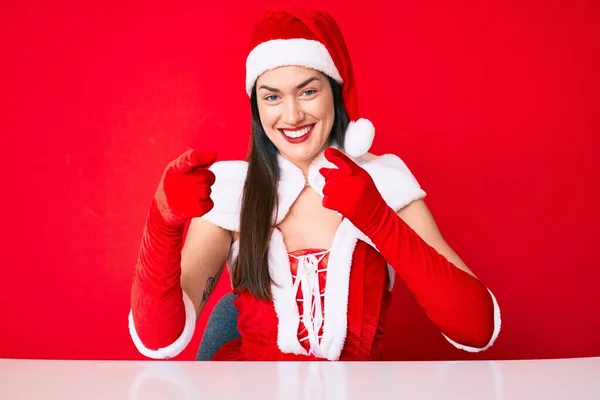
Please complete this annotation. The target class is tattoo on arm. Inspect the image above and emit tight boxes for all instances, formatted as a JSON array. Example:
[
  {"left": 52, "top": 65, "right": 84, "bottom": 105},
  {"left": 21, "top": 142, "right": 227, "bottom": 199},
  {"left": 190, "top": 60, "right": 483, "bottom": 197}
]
[{"left": 200, "top": 265, "right": 224, "bottom": 306}]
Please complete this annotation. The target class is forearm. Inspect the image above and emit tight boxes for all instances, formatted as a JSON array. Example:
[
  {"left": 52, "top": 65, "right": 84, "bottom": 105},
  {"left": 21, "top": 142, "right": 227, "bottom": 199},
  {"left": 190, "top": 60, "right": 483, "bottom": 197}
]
[
  {"left": 128, "top": 148, "right": 216, "bottom": 358},
  {"left": 363, "top": 203, "right": 496, "bottom": 349},
  {"left": 130, "top": 201, "right": 191, "bottom": 354}
]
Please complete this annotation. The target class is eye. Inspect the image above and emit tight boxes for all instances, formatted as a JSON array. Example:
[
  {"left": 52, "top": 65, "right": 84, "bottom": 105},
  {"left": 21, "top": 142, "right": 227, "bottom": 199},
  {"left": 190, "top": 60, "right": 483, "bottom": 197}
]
[
  {"left": 264, "top": 94, "right": 279, "bottom": 102},
  {"left": 301, "top": 89, "right": 317, "bottom": 97}
]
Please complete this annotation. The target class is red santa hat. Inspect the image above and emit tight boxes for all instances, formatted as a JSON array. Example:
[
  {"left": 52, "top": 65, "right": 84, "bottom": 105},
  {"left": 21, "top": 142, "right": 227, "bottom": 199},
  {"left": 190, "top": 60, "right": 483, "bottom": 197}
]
[{"left": 245, "top": 7, "right": 375, "bottom": 158}]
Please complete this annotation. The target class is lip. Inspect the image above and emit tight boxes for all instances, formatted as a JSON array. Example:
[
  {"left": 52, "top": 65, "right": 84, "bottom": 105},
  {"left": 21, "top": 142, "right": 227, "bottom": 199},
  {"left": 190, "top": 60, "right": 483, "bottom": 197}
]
[{"left": 279, "top": 124, "right": 315, "bottom": 144}]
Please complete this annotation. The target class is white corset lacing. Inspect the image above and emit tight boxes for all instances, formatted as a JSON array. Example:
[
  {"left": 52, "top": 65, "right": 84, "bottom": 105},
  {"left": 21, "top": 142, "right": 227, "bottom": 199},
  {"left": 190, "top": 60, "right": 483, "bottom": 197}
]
[{"left": 289, "top": 250, "right": 330, "bottom": 358}]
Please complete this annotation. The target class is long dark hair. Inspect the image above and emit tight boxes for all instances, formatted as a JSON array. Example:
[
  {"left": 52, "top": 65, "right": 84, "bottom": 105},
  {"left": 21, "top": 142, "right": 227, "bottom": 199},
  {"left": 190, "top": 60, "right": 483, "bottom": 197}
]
[{"left": 232, "top": 76, "right": 350, "bottom": 300}]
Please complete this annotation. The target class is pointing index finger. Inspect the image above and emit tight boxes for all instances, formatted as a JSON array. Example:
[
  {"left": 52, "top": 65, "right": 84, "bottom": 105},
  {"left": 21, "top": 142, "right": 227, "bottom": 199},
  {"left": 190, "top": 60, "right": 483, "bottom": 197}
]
[{"left": 324, "top": 147, "right": 354, "bottom": 174}]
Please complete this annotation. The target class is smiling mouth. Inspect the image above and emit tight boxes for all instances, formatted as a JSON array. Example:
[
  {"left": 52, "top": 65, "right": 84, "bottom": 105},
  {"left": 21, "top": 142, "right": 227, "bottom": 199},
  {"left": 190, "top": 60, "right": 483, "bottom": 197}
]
[{"left": 279, "top": 124, "right": 315, "bottom": 139}]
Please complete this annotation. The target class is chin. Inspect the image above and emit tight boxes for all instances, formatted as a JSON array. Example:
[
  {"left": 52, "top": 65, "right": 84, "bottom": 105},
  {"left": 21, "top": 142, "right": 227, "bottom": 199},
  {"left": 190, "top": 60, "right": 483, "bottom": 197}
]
[{"left": 285, "top": 141, "right": 327, "bottom": 162}]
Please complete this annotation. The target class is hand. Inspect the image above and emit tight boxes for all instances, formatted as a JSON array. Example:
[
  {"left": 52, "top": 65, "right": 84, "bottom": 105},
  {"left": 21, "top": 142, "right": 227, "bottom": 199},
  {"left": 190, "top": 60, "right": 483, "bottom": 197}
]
[
  {"left": 154, "top": 149, "right": 217, "bottom": 226},
  {"left": 319, "top": 148, "right": 387, "bottom": 235}
]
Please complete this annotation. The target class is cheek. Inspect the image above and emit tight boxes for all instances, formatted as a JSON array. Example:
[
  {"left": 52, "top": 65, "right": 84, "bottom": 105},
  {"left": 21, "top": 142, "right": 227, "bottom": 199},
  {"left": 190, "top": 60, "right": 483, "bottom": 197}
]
[
  {"left": 257, "top": 104, "right": 282, "bottom": 140},
  {"left": 309, "top": 96, "right": 335, "bottom": 130},
  {"left": 257, "top": 103, "right": 278, "bottom": 126}
]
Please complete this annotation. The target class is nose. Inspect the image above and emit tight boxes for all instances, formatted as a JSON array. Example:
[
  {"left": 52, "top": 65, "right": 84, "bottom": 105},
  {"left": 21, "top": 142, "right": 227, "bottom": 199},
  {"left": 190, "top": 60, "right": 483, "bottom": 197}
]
[{"left": 281, "top": 97, "right": 305, "bottom": 126}]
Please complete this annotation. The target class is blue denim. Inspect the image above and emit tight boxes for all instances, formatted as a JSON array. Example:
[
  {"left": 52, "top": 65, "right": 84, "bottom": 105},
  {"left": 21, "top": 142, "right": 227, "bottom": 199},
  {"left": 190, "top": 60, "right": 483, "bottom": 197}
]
[{"left": 196, "top": 292, "right": 240, "bottom": 361}]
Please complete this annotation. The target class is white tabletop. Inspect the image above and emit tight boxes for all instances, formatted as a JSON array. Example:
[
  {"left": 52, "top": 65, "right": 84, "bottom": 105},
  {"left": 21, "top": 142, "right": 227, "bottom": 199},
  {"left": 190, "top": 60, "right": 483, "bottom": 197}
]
[{"left": 1, "top": 357, "right": 598, "bottom": 399}]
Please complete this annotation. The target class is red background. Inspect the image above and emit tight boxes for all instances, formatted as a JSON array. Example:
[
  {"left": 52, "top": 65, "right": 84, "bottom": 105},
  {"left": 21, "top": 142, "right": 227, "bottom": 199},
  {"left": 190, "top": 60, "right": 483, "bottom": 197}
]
[{"left": 1, "top": 0, "right": 599, "bottom": 361}]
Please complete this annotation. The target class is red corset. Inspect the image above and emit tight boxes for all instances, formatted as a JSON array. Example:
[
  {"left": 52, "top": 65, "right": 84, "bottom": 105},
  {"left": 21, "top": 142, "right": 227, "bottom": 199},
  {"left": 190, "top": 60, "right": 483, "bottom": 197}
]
[{"left": 212, "top": 241, "right": 391, "bottom": 361}]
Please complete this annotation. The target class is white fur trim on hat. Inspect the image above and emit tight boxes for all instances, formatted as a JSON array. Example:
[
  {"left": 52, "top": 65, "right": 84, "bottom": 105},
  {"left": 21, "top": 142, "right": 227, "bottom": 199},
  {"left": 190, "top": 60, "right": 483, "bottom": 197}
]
[
  {"left": 246, "top": 38, "right": 343, "bottom": 95},
  {"left": 343, "top": 118, "right": 375, "bottom": 157}
]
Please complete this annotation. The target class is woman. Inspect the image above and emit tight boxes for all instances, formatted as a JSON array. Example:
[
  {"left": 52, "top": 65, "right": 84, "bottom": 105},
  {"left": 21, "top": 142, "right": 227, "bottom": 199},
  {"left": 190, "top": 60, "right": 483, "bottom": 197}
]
[{"left": 128, "top": 7, "right": 501, "bottom": 361}]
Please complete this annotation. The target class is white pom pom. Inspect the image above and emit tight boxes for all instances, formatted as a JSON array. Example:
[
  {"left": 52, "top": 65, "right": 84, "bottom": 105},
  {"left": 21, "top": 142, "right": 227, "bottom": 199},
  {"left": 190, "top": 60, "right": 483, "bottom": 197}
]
[{"left": 343, "top": 118, "right": 375, "bottom": 157}]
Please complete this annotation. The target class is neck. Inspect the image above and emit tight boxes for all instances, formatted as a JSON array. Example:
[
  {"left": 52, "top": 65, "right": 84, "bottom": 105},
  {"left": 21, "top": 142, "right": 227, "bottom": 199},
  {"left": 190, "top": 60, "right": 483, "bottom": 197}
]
[
  {"left": 280, "top": 143, "right": 332, "bottom": 178},
  {"left": 294, "top": 159, "right": 312, "bottom": 178}
]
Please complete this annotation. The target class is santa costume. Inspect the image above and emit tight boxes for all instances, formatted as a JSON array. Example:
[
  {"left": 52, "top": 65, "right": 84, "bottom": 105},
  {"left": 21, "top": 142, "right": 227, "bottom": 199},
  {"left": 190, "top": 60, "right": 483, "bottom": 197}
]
[{"left": 128, "top": 7, "right": 501, "bottom": 361}]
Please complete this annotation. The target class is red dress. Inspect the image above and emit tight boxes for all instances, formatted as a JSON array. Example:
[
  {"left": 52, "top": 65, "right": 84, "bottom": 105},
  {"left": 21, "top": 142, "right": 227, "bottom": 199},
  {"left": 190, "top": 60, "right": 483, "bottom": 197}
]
[{"left": 213, "top": 241, "right": 391, "bottom": 361}]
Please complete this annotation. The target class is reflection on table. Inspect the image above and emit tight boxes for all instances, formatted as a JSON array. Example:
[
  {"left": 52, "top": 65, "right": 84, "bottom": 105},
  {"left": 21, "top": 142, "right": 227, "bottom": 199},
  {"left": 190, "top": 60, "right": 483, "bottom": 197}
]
[{"left": 1, "top": 357, "right": 598, "bottom": 399}]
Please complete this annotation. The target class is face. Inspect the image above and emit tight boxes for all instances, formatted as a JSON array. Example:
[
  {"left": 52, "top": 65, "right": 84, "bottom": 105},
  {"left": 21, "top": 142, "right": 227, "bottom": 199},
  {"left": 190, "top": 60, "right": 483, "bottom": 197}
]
[{"left": 255, "top": 66, "right": 335, "bottom": 169}]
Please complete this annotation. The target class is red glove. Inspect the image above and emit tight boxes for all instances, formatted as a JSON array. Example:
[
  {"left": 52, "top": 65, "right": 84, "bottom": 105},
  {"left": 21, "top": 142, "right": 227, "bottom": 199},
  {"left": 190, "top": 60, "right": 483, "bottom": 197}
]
[
  {"left": 130, "top": 149, "right": 217, "bottom": 356},
  {"left": 320, "top": 148, "right": 496, "bottom": 349}
]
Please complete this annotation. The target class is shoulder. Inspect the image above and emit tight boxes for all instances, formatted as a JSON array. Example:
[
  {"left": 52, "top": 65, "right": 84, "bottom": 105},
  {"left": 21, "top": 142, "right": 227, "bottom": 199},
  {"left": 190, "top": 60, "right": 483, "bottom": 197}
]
[
  {"left": 357, "top": 151, "right": 416, "bottom": 174},
  {"left": 356, "top": 151, "right": 427, "bottom": 211},
  {"left": 358, "top": 152, "right": 377, "bottom": 162}
]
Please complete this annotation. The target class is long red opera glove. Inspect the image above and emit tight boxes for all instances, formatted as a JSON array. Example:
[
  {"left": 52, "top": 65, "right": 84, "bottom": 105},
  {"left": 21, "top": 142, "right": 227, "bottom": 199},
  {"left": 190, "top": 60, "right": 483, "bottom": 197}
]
[
  {"left": 130, "top": 149, "right": 216, "bottom": 357},
  {"left": 320, "top": 148, "right": 496, "bottom": 349}
]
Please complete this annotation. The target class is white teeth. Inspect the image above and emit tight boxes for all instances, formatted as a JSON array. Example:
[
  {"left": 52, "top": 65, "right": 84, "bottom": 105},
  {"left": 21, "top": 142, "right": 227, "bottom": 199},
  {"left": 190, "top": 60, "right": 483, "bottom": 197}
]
[{"left": 281, "top": 125, "right": 312, "bottom": 138}]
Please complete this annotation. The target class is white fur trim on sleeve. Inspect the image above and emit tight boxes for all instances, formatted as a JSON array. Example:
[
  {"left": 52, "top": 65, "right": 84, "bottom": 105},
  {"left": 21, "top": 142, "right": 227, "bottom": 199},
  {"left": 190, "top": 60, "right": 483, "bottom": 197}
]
[
  {"left": 128, "top": 290, "right": 197, "bottom": 359},
  {"left": 442, "top": 288, "right": 502, "bottom": 352}
]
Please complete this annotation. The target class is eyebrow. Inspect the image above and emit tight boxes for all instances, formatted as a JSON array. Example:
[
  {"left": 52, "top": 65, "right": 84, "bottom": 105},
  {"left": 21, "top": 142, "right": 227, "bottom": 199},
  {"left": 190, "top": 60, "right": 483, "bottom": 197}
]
[{"left": 258, "top": 76, "right": 320, "bottom": 93}]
